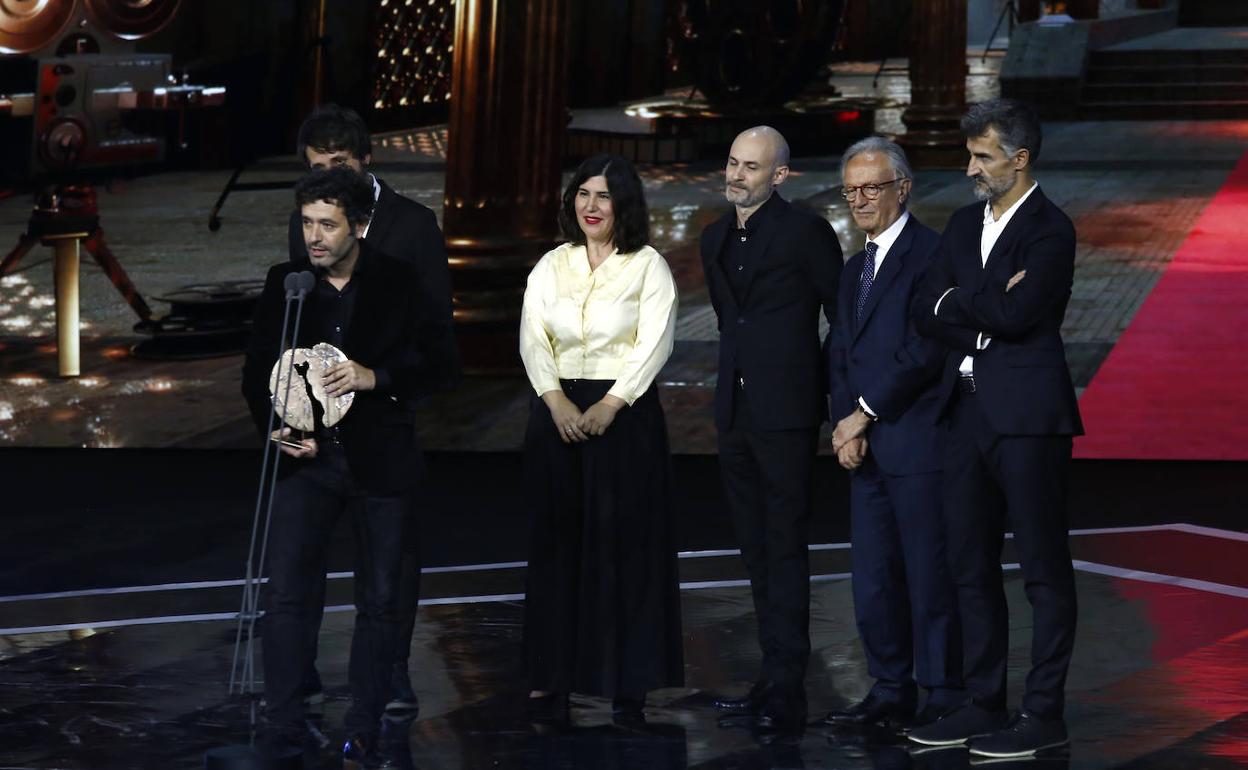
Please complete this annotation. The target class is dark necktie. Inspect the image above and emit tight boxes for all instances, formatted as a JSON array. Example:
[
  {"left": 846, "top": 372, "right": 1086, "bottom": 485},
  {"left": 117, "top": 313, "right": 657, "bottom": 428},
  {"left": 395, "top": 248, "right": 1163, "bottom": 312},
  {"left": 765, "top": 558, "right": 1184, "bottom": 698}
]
[{"left": 856, "top": 241, "right": 879, "bottom": 324}]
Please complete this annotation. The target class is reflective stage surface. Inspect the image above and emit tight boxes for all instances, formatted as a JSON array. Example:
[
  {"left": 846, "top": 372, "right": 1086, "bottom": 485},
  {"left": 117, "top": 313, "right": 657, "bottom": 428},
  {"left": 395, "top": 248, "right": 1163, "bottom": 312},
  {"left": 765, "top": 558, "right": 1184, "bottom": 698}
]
[{"left": 3, "top": 523, "right": 1247, "bottom": 769}]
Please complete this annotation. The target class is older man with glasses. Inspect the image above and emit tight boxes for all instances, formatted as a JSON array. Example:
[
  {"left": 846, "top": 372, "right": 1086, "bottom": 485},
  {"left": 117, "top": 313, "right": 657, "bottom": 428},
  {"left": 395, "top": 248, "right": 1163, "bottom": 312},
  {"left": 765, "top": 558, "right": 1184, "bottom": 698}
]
[{"left": 821, "top": 136, "right": 964, "bottom": 733}]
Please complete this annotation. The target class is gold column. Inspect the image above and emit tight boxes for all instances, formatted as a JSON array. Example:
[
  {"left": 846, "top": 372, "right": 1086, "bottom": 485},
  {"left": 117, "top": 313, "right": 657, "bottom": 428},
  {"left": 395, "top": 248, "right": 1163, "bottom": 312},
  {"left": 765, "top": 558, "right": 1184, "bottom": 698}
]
[
  {"left": 443, "top": 0, "right": 571, "bottom": 371},
  {"left": 49, "top": 234, "right": 86, "bottom": 377}
]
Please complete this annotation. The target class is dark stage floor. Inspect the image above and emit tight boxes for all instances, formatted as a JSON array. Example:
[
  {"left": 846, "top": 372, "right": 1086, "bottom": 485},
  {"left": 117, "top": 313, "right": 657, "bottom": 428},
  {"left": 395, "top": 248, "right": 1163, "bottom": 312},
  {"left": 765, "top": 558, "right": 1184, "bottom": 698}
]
[{"left": 2, "top": 451, "right": 1247, "bottom": 769}]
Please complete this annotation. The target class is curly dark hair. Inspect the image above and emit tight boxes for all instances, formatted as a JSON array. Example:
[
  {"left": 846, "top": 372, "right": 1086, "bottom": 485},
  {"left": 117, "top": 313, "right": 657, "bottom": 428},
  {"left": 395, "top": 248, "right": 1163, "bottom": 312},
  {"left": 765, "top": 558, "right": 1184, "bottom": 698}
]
[
  {"left": 294, "top": 167, "right": 375, "bottom": 229},
  {"left": 557, "top": 154, "right": 650, "bottom": 254},
  {"left": 961, "top": 98, "right": 1043, "bottom": 166},
  {"left": 296, "top": 103, "right": 372, "bottom": 164}
]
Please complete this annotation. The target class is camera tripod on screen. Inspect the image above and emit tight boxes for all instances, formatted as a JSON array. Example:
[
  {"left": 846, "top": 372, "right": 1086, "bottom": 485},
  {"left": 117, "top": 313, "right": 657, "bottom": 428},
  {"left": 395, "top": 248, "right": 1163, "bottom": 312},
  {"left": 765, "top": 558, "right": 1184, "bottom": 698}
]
[{"left": 983, "top": 0, "right": 1019, "bottom": 62}]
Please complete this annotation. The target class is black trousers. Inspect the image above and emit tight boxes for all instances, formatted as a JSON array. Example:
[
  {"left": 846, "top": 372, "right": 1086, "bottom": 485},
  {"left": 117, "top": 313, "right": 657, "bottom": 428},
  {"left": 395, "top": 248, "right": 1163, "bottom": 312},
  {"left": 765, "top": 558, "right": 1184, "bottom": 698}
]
[
  {"left": 942, "top": 389, "right": 1077, "bottom": 719},
  {"left": 717, "top": 383, "right": 818, "bottom": 691},
  {"left": 262, "top": 443, "right": 407, "bottom": 734},
  {"left": 850, "top": 457, "right": 963, "bottom": 708},
  {"left": 305, "top": 497, "right": 421, "bottom": 682}
]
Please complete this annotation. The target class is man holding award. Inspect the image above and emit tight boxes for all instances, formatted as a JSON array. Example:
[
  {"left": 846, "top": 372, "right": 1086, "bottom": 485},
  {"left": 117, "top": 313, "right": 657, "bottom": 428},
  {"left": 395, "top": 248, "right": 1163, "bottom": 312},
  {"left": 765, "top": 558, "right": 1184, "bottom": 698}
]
[{"left": 240, "top": 167, "right": 449, "bottom": 763}]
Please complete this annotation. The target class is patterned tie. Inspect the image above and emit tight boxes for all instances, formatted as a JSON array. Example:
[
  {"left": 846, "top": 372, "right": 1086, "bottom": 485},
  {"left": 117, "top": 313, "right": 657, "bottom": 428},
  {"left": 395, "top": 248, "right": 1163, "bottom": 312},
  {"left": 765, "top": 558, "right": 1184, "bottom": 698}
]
[{"left": 856, "top": 241, "right": 878, "bottom": 324}]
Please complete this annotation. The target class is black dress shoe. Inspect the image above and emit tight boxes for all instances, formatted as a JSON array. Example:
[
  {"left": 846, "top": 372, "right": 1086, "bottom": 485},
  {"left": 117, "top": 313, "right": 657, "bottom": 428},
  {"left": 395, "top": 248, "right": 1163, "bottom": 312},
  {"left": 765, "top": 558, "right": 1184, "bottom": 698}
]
[
  {"left": 820, "top": 691, "right": 915, "bottom": 727},
  {"left": 713, "top": 681, "right": 769, "bottom": 714},
  {"left": 755, "top": 705, "right": 807, "bottom": 733},
  {"left": 754, "top": 690, "right": 807, "bottom": 733},
  {"left": 904, "top": 701, "right": 960, "bottom": 732}
]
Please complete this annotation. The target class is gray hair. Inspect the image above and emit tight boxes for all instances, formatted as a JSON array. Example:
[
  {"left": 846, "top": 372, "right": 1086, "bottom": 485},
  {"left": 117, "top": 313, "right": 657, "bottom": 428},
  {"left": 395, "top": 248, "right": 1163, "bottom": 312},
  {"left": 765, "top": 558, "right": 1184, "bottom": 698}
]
[
  {"left": 840, "top": 136, "right": 914, "bottom": 183},
  {"left": 961, "top": 99, "right": 1042, "bottom": 165}
]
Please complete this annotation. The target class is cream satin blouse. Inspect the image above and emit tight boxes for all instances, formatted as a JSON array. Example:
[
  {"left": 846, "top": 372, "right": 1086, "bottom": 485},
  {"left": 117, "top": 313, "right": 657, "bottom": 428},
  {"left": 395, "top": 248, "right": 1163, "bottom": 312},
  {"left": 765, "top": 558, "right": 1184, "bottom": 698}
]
[{"left": 519, "top": 242, "right": 678, "bottom": 405}]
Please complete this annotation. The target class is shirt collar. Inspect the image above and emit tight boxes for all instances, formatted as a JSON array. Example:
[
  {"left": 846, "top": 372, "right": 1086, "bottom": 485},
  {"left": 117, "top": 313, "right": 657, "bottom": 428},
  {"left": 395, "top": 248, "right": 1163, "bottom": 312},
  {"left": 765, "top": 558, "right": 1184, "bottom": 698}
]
[
  {"left": 983, "top": 181, "right": 1038, "bottom": 226},
  {"left": 865, "top": 210, "right": 910, "bottom": 261},
  {"left": 736, "top": 190, "right": 783, "bottom": 233},
  {"left": 361, "top": 174, "right": 382, "bottom": 239},
  {"left": 568, "top": 242, "right": 620, "bottom": 275}
]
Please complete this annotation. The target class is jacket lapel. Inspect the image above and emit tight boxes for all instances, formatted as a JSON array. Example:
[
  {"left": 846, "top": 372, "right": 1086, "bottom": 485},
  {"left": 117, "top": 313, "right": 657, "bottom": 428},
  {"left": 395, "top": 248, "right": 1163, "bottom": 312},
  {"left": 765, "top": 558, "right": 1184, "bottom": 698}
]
[
  {"left": 852, "top": 216, "right": 915, "bottom": 341},
  {"left": 704, "top": 210, "right": 739, "bottom": 313},
  {"left": 343, "top": 245, "right": 381, "bottom": 360},
  {"left": 364, "top": 177, "right": 398, "bottom": 245},
  {"left": 979, "top": 187, "right": 1044, "bottom": 284}
]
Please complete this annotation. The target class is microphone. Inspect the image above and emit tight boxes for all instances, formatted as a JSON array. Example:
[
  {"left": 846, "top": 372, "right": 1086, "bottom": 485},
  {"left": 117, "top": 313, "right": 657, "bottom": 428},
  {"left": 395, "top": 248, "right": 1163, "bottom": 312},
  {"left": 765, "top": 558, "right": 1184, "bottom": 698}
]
[
  {"left": 229, "top": 266, "right": 316, "bottom": 703},
  {"left": 284, "top": 270, "right": 316, "bottom": 299}
]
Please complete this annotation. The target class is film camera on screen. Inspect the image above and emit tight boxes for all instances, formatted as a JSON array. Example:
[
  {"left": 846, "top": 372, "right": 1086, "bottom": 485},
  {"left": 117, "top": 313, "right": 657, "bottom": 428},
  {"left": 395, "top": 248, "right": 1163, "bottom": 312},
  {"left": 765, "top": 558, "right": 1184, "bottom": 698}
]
[{"left": 0, "top": 0, "right": 224, "bottom": 179}]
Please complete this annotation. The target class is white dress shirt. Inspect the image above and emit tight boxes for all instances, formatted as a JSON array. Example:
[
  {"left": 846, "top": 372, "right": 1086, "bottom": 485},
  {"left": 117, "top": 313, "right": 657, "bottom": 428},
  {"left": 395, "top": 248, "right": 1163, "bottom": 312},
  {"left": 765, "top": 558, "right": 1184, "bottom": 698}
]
[
  {"left": 855, "top": 211, "right": 910, "bottom": 418},
  {"left": 361, "top": 173, "right": 382, "bottom": 239},
  {"left": 935, "top": 182, "right": 1039, "bottom": 375}
]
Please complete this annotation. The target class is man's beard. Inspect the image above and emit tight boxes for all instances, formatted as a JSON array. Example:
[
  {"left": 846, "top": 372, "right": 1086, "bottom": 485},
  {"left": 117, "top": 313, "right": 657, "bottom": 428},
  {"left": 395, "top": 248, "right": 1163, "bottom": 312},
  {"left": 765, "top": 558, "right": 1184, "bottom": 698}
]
[
  {"left": 308, "top": 240, "right": 352, "bottom": 269},
  {"left": 726, "top": 183, "right": 770, "bottom": 208},
  {"left": 972, "top": 170, "right": 1015, "bottom": 203}
]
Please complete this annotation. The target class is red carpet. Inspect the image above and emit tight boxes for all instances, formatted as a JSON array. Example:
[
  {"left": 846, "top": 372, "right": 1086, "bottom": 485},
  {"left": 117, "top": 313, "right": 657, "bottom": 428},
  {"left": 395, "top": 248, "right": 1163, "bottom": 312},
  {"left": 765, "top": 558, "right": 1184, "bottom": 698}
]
[{"left": 1075, "top": 152, "right": 1248, "bottom": 460}]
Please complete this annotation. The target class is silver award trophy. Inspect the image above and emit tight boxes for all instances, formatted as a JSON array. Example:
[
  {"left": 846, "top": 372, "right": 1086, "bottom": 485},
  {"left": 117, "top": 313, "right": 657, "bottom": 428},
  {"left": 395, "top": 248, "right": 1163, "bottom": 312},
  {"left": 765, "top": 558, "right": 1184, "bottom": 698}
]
[{"left": 268, "top": 342, "right": 356, "bottom": 433}]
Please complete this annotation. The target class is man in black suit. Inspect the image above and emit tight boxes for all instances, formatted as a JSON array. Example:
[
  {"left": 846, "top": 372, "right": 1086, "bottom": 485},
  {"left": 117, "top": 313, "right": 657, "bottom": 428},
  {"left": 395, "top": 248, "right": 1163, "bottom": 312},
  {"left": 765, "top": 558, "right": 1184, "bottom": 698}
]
[
  {"left": 288, "top": 105, "right": 459, "bottom": 715},
  {"left": 703, "top": 126, "right": 842, "bottom": 730},
  {"left": 242, "top": 168, "right": 450, "bottom": 763},
  {"left": 907, "top": 99, "right": 1082, "bottom": 758},
  {"left": 820, "top": 137, "right": 963, "bottom": 731}
]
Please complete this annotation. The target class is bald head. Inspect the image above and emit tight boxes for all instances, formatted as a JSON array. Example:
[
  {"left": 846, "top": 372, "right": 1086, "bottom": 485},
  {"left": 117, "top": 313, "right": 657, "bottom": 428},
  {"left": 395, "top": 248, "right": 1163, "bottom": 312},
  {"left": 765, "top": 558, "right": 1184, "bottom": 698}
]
[
  {"left": 725, "top": 126, "right": 791, "bottom": 214},
  {"left": 738, "top": 126, "right": 790, "bottom": 169}
]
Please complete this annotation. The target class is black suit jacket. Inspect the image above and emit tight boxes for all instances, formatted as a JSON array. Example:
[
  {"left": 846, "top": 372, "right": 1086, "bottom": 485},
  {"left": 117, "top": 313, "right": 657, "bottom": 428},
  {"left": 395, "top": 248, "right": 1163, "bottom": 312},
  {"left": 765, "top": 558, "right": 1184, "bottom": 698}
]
[
  {"left": 242, "top": 243, "right": 446, "bottom": 494},
  {"left": 701, "top": 193, "right": 842, "bottom": 431},
  {"left": 289, "top": 175, "right": 460, "bottom": 391},
  {"left": 828, "top": 215, "right": 945, "bottom": 475},
  {"left": 914, "top": 187, "right": 1084, "bottom": 437}
]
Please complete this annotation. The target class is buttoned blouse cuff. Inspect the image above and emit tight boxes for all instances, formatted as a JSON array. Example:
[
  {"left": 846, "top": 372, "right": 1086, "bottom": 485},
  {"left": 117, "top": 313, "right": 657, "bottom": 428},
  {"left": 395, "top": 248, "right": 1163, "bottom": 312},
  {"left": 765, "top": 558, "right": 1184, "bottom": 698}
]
[
  {"left": 857, "top": 397, "right": 876, "bottom": 418},
  {"left": 530, "top": 376, "right": 562, "bottom": 398},
  {"left": 606, "top": 383, "right": 638, "bottom": 406},
  {"left": 933, "top": 287, "right": 958, "bottom": 316}
]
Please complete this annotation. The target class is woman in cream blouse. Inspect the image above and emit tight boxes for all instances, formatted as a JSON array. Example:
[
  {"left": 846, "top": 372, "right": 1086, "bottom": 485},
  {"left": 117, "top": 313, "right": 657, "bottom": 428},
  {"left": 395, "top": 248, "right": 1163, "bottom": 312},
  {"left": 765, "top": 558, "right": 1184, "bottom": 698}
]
[{"left": 519, "top": 154, "right": 682, "bottom": 722}]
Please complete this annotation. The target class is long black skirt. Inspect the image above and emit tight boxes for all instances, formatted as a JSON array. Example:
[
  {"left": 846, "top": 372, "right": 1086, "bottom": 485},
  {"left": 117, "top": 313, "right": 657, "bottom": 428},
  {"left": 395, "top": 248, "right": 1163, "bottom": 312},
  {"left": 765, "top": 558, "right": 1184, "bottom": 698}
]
[{"left": 522, "top": 379, "right": 684, "bottom": 698}]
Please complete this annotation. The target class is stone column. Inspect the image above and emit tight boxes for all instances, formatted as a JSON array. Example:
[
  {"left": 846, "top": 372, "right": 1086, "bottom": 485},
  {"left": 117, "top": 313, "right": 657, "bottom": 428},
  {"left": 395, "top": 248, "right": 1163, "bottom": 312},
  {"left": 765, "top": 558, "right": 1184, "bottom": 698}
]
[
  {"left": 897, "top": 0, "right": 969, "bottom": 168},
  {"left": 443, "top": 0, "right": 570, "bottom": 371}
]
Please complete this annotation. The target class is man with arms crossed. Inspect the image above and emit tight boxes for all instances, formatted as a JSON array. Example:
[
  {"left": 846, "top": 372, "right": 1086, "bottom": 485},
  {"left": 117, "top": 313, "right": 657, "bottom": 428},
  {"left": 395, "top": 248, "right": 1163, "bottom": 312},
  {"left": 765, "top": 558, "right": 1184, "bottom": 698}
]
[
  {"left": 821, "top": 136, "right": 963, "bottom": 732},
  {"left": 908, "top": 99, "right": 1082, "bottom": 758}
]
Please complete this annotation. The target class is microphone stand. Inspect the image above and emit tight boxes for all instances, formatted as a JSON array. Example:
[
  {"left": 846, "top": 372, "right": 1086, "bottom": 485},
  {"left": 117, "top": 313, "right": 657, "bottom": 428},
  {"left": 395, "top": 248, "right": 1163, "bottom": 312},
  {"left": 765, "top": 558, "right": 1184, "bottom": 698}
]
[{"left": 209, "top": 270, "right": 315, "bottom": 770}]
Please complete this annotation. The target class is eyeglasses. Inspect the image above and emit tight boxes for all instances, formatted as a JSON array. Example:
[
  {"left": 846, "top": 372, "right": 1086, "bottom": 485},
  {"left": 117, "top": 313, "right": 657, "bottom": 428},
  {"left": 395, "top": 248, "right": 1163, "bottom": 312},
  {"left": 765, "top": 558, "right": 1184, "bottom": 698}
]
[{"left": 840, "top": 179, "right": 901, "bottom": 201}]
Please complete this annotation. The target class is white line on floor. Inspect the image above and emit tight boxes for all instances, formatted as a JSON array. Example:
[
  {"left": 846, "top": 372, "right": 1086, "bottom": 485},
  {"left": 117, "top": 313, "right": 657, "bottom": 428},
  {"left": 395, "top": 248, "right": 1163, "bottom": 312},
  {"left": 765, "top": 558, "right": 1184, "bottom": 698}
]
[
  {"left": 2, "top": 522, "right": 1244, "bottom": 608},
  {"left": 1072, "top": 560, "right": 1248, "bottom": 599},
  {"left": 13, "top": 561, "right": 1164, "bottom": 637}
]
